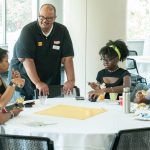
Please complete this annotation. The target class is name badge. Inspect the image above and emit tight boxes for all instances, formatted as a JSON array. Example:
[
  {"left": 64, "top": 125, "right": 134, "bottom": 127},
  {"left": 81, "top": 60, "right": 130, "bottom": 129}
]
[
  {"left": 52, "top": 45, "right": 60, "bottom": 50},
  {"left": 54, "top": 41, "right": 60, "bottom": 44}
]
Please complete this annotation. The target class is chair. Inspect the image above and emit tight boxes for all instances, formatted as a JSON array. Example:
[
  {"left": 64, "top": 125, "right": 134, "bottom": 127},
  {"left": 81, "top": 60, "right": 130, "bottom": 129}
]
[
  {"left": 35, "top": 85, "right": 80, "bottom": 98},
  {"left": 126, "top": 58, "right": 147, "bottom": 85},
  {"left": 129, "top": 50, "right": 138, "bottom": 56},
  {"left": 0, "top": 134, "right": 54, "bottom": 150},
  {"left": 126, "top": 58, "right": 147, "bottom": 101},
  {"left": 126, "top": 58, "right": 139, "bottom": 75},
  {"left": 111, "top": 127, "right": 150, "bottom": 150}
]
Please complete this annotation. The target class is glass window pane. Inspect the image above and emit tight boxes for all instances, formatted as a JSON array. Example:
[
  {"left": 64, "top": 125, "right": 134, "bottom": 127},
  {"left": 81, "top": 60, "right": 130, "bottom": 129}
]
[
  {"left": 127, "top": 0, "right": 150, "bottom": 40},
  {"left": 0, "top": 1, "right": 2, "bottom": 43},
  {"left": 6, "top": 0, "right": 32, "bottom": 57}
]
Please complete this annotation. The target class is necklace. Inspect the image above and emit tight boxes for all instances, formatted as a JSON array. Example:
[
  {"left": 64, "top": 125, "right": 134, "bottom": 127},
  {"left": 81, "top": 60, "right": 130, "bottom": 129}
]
[{"left": 107, "top": 67, "right": 119, "bottom": 73}]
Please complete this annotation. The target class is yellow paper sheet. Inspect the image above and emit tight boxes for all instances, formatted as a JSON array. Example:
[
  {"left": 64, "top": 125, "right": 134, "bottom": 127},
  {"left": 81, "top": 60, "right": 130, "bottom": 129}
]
[{"left": 35, "top": 104, "right": 107, "bottom": 120}]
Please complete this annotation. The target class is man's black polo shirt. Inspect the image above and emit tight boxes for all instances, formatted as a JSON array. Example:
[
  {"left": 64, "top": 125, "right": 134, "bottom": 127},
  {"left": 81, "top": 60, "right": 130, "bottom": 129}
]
[{"left": 11, "top": 21, "right": 74, "bottom": 85}]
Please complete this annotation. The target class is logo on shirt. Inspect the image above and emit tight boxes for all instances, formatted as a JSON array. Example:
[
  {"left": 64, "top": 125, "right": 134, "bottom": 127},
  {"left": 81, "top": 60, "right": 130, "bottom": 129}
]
[{"left": 38, "top": 42, "right": 42, "bottom": 46}]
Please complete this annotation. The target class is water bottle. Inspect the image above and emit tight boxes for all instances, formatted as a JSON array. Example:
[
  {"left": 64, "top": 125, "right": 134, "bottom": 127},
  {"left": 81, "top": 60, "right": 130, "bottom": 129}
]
[{"left": 123, "top": 87, "right": 130, "bottom": 113}]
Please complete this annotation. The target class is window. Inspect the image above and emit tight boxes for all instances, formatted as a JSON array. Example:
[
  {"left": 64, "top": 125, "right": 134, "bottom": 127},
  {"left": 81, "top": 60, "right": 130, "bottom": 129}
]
[
  {"left": 0, "top": 0, "right": 38, "bottom": 47},
  {"left": 6, "top": 0, "right": 32, "bottom": 45},
  {"left": 127, "top": 0, "right": 150, "bottom": 40},
  {"left": 0, "top": 0, "right": 3, "bottom": 44}
]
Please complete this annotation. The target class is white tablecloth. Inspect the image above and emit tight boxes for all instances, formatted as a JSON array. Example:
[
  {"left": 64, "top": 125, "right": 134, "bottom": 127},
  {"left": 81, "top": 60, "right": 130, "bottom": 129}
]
[{"left": 2, "top": 98, "right": 150, "bottom": 150}]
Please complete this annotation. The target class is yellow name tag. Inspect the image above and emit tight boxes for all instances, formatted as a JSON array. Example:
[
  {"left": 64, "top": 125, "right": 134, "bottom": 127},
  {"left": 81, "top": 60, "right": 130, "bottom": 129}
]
[{"left": 38, "top": 42, "right": 42, "bottom": 46}]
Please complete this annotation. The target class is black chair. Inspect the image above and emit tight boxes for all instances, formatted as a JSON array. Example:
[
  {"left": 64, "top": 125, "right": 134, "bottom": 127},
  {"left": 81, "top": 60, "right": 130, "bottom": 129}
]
[
  {"left": 129, "top": 50, "right": 138, "bottom": 56},
  {"left": 126, "top": 58, "right": 147, "bottom": 85},
  {"left": 126, "top": 58, "right": 139, "bottom": 75},
  {"left": 0, "top": 134, "right": 54, "bottom": 150},
  {"left": 126, "top": 58, "right": 147, "bottom": 101},
  {"left": 35, "top": 85, "right": 80, "bottom": 98},
  {"left": 111, "top": 127, "right": 150, "bottom": 150}
]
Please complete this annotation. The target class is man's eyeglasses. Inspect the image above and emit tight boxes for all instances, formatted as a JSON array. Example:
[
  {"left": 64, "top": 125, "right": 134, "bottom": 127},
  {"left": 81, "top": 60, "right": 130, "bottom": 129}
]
[{"left": 38, "top": 16, "right": 55, "bottom": 21}]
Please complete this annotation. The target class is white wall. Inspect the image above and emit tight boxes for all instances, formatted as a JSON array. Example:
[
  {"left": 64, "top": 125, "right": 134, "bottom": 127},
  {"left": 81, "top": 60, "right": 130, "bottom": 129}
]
[
  {"left": 63, "top": 0, "right": 87, "bottom": 97},
  {"left": 63, "top": 0, "right": 127, "bottom": 97}
]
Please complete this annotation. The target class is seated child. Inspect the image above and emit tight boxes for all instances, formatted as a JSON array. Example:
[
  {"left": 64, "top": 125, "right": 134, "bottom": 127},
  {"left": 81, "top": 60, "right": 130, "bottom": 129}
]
[
  {"left": 88, "top": 39, "right": 131, "bottom": 100},
  {"left": 0, "top": 48, "right": 25, "bottom": 124}
]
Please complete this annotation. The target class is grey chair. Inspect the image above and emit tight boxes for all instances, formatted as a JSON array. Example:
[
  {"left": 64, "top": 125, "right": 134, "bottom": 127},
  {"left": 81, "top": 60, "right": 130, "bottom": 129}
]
[
  {"left": 129, "top": 50, "right": 138, "bottom": 56},
  {"left": 126, "top": 58, "right": 140, "bottom": 75},
  {"left": 35, "top": 85, "right": 80, "bottom": 98},
  {"left": 126, "top": 58, "right": 147, "bottom": 100},
  {"left": 111, "top": 127, "right": 150, "bottom": 150},
  {"left": 0, "top": 134, "right": 54, "bottom": 150}
]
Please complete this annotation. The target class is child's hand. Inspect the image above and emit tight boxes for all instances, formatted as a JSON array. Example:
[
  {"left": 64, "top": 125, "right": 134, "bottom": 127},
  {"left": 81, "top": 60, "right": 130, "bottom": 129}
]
[
  {"left": 11, "top": 108, "right": 23, "bottom": 117},
  {"left": 88, "top": 90, "right": 99, "bottom": 102},
  {"left": 135, "top": 91, "right": 145, "bottom": 104},
  {"left": 11, "top": 78, "right": 25, "bottom": 88},
  {"left": 88, "top": 89, "right": 105, "bottom": 102},
  {"left": 12, "top": 68, "right": 21, "bottom": 79},
  {"left": 88, "top": 82, "right": 100, "bottom": 90}
]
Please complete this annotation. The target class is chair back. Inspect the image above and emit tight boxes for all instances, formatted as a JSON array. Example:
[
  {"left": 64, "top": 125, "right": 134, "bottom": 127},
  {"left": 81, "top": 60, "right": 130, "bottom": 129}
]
[
  {"left": 0, "top": 134, "right": 54, "bottom": 150},
  {"left": 111, "top": 127, "right": 150, "bottom": 150},
  {"left": 35, "top": 85, "right": 80, "bottom": 98},
  {"left": 126, "top": 58, "right": 139, "bottom": 75},
  {"left": 126, "top": 58, "right": 147, "bottom": 85},
  {"left": 129, "top": 50, "right": 138, "bottom": 56}
]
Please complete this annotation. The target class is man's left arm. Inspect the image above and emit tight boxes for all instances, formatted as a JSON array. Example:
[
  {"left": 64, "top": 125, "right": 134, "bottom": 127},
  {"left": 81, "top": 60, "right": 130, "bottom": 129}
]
[{"left": 62, "top": 56, "right": 75, "bottom": 91}]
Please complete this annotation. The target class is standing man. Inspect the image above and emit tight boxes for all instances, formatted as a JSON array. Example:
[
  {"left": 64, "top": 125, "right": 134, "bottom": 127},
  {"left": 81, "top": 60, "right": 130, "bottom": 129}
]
[{"left": 9, "top": 4, "right": 75, "bottom": 100}]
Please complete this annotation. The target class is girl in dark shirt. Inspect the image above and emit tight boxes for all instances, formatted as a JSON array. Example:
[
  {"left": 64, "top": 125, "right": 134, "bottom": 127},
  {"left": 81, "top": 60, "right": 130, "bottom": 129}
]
[{"left": 88, "top": 39, "right": 131, "bottom": 99}]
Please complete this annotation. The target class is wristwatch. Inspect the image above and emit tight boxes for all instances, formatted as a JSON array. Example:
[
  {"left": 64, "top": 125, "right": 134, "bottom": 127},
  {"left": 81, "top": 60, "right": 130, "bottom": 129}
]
[{"left": 9, "top": 81, "right": 16, "bottom": 88}]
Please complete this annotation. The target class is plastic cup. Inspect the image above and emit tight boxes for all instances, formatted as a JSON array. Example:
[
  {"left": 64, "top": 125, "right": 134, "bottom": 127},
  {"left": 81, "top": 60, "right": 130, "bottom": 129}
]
[
  {"left": 119, "top": 96, "right": 123, "bottom": 106},
  {"left": 38, "top": 95, "right": 47, "bottom": 105},
  {"left": 109, "top": 93, "right": 118, "bottom": 101},
  {"left": 98, "top": 93, "right": 105, "bottom": 101}
]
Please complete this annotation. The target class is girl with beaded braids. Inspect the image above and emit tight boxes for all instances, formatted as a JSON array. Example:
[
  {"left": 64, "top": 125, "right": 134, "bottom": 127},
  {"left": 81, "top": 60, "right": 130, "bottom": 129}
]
[{"left": 88, "top": 39, "right": 131, "bottom": 100}]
